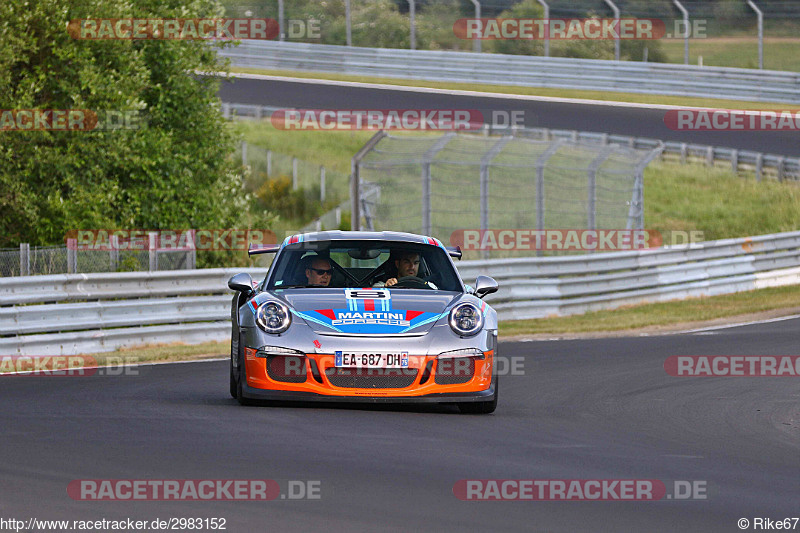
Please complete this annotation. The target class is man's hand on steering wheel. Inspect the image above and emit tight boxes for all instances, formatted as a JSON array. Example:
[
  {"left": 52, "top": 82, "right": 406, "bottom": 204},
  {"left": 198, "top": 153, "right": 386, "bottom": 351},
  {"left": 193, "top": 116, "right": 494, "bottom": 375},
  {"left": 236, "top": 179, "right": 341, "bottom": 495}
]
[{"left": 387, "top": 276, "right": 433, "bottom": 289}]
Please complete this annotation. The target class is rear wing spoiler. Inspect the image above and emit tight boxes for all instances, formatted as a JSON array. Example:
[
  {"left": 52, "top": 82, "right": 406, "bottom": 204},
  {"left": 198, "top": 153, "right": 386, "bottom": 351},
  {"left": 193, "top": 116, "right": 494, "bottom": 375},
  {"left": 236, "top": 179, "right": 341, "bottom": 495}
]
[
  {"left": 446, "top": 246, "right": 462, "bottom": 260},
  {"left": 248, "top": 244, "right": 280, "bottom": 256}
]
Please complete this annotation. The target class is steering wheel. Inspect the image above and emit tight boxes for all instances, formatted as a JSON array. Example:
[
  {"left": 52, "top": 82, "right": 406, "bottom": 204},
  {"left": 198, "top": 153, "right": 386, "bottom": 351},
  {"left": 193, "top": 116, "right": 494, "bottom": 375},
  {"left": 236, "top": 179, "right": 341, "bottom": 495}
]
[{"left": 390, "top": 276, "right": 432, "bottom": 289}]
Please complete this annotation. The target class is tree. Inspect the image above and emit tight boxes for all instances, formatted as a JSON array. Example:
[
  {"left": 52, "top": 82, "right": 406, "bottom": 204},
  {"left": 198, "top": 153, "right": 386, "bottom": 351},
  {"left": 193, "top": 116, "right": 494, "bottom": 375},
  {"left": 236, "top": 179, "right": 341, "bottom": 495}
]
[{"left": 0, "top": 0, "right": 244, "bottom": 248}]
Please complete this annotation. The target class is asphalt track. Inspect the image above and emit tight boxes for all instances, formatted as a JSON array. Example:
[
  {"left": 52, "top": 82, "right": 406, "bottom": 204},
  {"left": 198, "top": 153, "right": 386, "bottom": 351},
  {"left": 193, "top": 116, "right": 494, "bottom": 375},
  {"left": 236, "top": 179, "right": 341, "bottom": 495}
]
[
  {"left": 217, "top": 75, "right": 800, "bottom": 157},
  {"left": 2, "top": 318, "right": 798, "bottom": 532}
]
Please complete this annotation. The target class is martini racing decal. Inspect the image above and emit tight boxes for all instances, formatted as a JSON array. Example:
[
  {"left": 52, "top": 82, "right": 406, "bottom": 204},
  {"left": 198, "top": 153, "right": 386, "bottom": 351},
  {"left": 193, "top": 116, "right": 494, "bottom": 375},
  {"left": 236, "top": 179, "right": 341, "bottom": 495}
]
[{"left": 292, "top": 288, "right": 445, "bottom": 334}]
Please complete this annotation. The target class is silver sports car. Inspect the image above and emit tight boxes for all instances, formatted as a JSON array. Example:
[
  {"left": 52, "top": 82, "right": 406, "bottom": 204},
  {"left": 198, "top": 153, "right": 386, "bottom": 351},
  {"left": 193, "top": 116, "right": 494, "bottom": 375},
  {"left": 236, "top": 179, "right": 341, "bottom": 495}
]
[{"left": 228, "top": 231, "right": 499, "bottom": 413}]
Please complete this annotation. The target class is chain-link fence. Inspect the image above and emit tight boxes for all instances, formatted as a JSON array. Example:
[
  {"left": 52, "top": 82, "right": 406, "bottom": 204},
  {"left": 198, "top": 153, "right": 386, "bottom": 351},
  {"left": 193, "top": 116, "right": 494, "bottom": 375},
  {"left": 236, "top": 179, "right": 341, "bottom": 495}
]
[
  {"left": 237, "top": 141, "right": 350, "bottom": 206},
  {"left": 352, "top": 130, "right": 662, "bottom": 259},
  {"left": 0, "top": 244, "right": 194, "bottom": 277}
]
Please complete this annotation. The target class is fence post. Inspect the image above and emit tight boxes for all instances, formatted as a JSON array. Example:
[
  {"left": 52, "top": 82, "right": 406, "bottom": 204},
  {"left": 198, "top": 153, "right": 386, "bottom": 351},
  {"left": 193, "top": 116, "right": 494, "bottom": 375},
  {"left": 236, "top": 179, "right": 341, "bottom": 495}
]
[
  {"left": 110, "top": 235, "right": 119, "bottom": 271},
  {"left": 278, "top": 0, "right": 284, "bottom": 41},
  {"left": 537, "top": 0, "right": 549, "bottom": 56},
  {"left": 292, "top": 157, "right": 298, "bottom": 190},
  {"left": 673, "top": 0, "right": 690, "bottom": 65},
  {"left": 747, "top": 0, "right": 763, "bottom": 69},
  {"left": 187, "top": 229, "right": 196, "bottom": 270},
  {"left": 267, "top": 150, "right": 272, "bottom": 177},
  {"left": 148, "top": 232, "right": 157, "bottom": 271},
  {"left": 480, "top": 137, "right": 512, "bottom": 259},
  {"left": 320, "top": 166, "right": 326, "bottom": 202},
  {"left": 20, "top": 243, "right": 30, "bottom": 276},
  {"left": 345, "top": 0, "right": 352, "bottom": 45},
  {"left": 469, "top": 0, "right": 481, "bottom": 53},
  {"left": 351, "top": 131, "right": 387, "bottom": 231},
  {"left": 67, "top": 239, "right": 77, "bottom": 274},
  {"left": 407, "top": 0, "right": 416, "bottom": 50},
  {"left": 534, "top": 140, "right": 564, "bottom": 256},
  {"left": 755, "top": 153, "right": 763, "bottom": 182},
  {"left": 603, "top": 0, "right": 620, "bottom": 61}
]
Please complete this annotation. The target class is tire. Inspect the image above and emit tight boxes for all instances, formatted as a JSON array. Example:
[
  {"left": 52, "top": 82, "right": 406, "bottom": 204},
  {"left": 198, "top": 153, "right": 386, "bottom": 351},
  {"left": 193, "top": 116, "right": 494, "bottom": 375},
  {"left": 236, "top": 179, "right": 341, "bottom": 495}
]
[
  {"left": 458, "top": 376, "right": 498, "bottom": 414},
  {"left": 229, "top": 333, "right": 239, "bottom": 399},
  {"left": 235, "top": 335, "right": 255, "bottom": 406}
]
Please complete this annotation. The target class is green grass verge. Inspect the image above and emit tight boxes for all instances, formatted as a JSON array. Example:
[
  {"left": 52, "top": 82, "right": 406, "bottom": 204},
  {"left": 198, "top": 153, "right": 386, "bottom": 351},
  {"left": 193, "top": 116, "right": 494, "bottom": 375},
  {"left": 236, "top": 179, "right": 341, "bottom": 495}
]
[
  {"left": 660, "top": 38, "right": 800, "bottom": 72},
  {"left": 501, "top": 284, "right": 800, "bottom": 336},
  {"left": 230, "top": 67, "right": 787, "bottom": 110}
]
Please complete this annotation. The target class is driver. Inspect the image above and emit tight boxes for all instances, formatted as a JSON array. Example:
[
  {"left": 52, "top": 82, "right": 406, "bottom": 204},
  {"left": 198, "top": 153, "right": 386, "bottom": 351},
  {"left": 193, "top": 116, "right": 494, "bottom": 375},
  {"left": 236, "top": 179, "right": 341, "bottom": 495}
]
[
  {"left": 385, "top": 251, "right": 420, "bottom": 287},
  {"left": 304, "top": 256, "right": 332, "bottom": 287}
]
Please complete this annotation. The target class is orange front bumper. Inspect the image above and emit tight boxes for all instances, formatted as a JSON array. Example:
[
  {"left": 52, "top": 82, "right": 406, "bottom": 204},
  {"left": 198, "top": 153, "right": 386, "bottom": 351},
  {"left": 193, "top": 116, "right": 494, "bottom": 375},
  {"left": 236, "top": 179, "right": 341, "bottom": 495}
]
[{"left": 244, "top": 348, "right": 494, "bottom": 398}]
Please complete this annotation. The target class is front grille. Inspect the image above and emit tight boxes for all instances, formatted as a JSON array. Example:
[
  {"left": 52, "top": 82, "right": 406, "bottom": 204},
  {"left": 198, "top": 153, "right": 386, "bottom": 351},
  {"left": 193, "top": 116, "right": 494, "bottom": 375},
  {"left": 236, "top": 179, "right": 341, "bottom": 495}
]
[
  {"left": 266, "top": 355, "right": 307, "bottom": 383},
  {"left": 435, "top": 357, "right": 475, "bottom": 385},
  {"left": 325, "top": 368, "right": 419, "bottom": 389}
]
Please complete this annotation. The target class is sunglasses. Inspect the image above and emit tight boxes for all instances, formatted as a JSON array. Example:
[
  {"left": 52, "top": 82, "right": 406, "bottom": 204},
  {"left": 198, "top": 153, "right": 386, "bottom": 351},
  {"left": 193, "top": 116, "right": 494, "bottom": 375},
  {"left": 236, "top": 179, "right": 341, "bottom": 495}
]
[{"left": 310, "top": 268, "right": 333, "bottom": 276}]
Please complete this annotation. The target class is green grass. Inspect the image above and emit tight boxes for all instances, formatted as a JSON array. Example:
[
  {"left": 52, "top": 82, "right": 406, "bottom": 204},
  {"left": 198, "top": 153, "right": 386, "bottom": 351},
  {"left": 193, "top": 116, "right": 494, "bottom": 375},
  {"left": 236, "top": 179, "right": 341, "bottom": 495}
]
[
  {"left": 644, "top": 161, "right": 800, "bottom": 241},
  {"left": 501, "top": 284, "right": 800, "bottom": 336},
  {"left": 660, "top": 38, "right": 800, "bottom": 72},
  {"left": 230, "top": 67, "right": 788, "bottom": 110}
]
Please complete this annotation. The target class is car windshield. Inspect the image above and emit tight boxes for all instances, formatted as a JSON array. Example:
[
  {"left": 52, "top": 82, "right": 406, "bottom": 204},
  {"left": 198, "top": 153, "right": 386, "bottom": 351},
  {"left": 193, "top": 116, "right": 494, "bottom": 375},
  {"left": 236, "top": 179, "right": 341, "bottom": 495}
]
[{"left": 266, "top": 240, "right": 463, "bottom": 292}]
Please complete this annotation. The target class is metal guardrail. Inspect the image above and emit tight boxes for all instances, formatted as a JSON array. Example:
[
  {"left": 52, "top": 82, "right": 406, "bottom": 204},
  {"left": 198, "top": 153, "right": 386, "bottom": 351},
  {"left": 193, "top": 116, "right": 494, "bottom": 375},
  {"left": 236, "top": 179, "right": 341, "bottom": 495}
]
[
  {"left": 3, "top": 231, "right": 800, "bottom": 354},
  {"left": 223, "top": 103, "right": 800, "bottom": 182},
  {"left": 220, "top": 41, "right": 800, "bottom": 105}
]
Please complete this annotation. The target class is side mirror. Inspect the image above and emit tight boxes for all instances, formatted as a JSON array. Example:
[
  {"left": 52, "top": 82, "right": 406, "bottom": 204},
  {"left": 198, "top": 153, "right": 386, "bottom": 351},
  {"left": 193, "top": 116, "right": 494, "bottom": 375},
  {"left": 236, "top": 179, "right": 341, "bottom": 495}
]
[
  {"left": 474, "top": 275, "right": 498, "bottom": 299},
  {"left": 228, "top": 272, "right": 254, "bottom": 293}
]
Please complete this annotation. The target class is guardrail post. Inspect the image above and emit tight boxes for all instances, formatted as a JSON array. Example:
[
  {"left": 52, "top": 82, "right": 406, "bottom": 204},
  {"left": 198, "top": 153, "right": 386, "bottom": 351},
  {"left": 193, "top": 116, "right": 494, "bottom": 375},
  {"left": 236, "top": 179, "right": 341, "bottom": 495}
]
[
  {"left": 777, "top": 157, "right": 786, "bottom": 182},
  {"left": 222, "top": 103, "right": 230, "bottom": 119},
  {"left": 747, "top": 0, "right": 764, "bottom": 69},
  {"left": 603, "top": 0, "right": 620, "bottom": 61},
  {"left": 241, "top": 141, "right": 248, "bottom": 167},
  {"left": 537, "top": 0, "right": 549, "bottom": 56},
  {"left": 67, "top": 239, "right": 77, "bottom": 274},
  {"left": 755, "top": 153, "right": 763, "bottom": 182},
  {"left": 407, "top": 0, "right": 416, "bottom": 50},
  {"left": 267, "top": 150, "right": 272, "bottom": 177},
  {"left": 320, "top": 166, "right": 326, "bottom": 202},
  {"left": 20, "top": 243, "right": 30, "bottom": 276},
  {"left": 345, "top": 0, "right": 352, "bottom": 46},
  {"left": 706, "top": 146, "right": 714, "bottom": 167},
  {"left": 292, "top": 157, "right": 298, "bottom": 190},
  {"left": 730, "top": 150, "right": 738, "bottom": 173},
  {"left": 680, "top": 143, "right": 687, "bottom": 164},
  {"left": 148, "top": 232, "right": 157, "bottom": 271},
  {"left": 335, "top": 207, "right": 342, "bottom": 227},
  {"left": 673, "top": 0, "right": 690, "bottom": 65},
  {"left": 469, "top": 0, "right": 481, "bottom": 53}
]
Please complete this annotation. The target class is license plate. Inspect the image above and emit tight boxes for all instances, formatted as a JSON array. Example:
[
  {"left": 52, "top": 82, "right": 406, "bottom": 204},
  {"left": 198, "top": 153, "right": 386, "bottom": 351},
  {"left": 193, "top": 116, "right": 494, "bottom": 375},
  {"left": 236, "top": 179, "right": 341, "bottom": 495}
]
[{"left": 334, "top": 351, "right": 409, "bottom": 368}]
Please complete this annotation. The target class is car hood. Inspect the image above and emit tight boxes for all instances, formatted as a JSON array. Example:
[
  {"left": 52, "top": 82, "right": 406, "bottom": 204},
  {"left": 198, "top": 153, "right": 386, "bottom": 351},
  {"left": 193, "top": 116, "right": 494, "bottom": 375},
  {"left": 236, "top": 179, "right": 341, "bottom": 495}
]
[{"left": 272, "top": 288, "right": 460, "bottom": 335}]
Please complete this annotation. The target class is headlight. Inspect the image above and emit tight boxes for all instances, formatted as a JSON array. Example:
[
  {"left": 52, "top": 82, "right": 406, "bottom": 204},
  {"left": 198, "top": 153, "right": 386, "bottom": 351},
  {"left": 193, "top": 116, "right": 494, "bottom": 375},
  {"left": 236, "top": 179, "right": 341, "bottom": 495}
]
[
  {"left": 256, "top": 301, "right": 291, "bottom": 334},
  {"left": 448, "top": 303, "right": 483, "bottom": 337}
]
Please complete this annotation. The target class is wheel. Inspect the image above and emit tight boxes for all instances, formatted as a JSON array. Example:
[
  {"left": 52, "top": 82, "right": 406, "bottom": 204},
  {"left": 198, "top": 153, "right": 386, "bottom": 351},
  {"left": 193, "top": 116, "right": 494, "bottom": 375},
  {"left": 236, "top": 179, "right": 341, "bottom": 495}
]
[
  {"left": 236, "top": 356, "right": 255, "bottom": 406},
  {"left": 231, "top": 330, "right": 255, "bottom": 406},
  {"left": 458, "top": 376, "right": 498, "bottom": 414}
]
